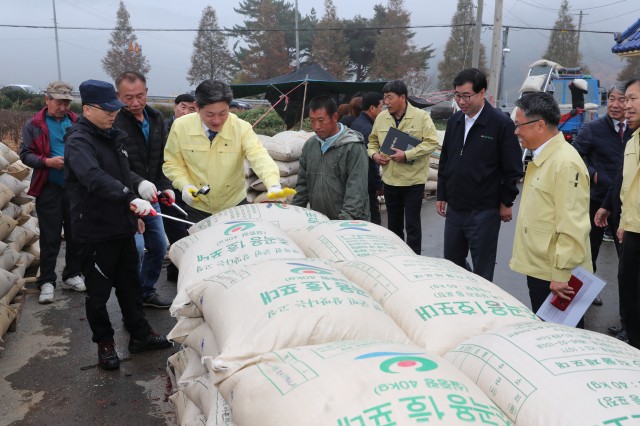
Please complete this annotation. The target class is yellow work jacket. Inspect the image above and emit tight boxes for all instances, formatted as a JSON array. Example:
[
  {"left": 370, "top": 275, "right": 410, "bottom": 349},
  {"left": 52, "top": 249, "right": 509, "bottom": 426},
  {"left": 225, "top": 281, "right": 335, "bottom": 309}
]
[
  {"left": 510, "top": 132, "right": 592, "bottom": 282},
  {"left": 367, "top": 103, "right": 439, "bottom": 186},
  {"left": 163, "top": 112, "right": 279, "bottom": 214},
  {"left": 620, "top": 129, "right": 640, "bottom": 233}
]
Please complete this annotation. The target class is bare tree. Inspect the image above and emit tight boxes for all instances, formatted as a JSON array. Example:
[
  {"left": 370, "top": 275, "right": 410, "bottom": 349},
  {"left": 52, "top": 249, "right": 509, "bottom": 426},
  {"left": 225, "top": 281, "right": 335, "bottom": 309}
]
[
  {"left": 187, "top": 6, "right": 236, "bottom": 86},
  {"left": 101, "top": 1, "right": 150, "bottom": 80}
]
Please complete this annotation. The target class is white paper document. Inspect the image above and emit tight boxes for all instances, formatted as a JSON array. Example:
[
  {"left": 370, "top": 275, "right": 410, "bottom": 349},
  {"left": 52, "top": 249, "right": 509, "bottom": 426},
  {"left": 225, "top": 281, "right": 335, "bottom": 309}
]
[{"left": 536, "top": 266, "right": 606, "bottom": 327}]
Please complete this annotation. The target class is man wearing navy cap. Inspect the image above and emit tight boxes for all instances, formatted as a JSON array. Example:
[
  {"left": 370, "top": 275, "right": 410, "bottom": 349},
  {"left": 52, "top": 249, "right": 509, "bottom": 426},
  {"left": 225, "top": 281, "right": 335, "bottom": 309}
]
[{"left": 64, "top": 79, "right": 171, "bottom": 371}]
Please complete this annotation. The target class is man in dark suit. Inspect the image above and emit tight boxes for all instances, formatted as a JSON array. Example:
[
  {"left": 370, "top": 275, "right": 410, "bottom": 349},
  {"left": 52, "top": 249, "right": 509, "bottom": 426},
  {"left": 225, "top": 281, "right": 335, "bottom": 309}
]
[{"left": 437, "top": 68, "right": 523, "bottom": 282}]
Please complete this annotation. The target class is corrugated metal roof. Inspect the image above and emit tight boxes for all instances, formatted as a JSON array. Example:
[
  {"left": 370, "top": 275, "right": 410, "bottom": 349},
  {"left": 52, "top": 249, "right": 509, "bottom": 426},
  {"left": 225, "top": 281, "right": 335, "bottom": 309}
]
[{"left": 612, "top": 18, "right": 640, "bottom": 57}]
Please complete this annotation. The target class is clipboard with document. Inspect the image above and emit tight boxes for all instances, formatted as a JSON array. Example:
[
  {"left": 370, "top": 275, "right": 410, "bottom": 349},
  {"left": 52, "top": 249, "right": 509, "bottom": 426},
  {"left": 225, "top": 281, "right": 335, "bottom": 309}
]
[{"left": 380, "top": 127, "right": 421, "bottom": 156}]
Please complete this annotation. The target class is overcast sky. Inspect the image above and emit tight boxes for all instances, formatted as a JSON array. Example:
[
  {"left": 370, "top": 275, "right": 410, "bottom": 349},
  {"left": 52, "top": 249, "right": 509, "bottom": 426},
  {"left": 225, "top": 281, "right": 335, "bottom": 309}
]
[{"left": 1, "top": 0, "right": 637, "bottom": 99}]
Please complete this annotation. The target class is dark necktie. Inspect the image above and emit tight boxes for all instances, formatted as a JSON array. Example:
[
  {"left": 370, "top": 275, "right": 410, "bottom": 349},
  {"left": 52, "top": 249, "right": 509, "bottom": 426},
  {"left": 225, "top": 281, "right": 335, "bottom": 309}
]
[
  {"left": 207, "top": 130, "right": 216, "bottom": 141},
  {"left": 618, "top": 122, "right": 625, "bottom": 141}
]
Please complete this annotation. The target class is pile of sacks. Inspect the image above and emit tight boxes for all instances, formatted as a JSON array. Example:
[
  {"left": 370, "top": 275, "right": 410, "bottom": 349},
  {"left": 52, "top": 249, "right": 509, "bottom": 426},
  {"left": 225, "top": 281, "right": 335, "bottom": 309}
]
[
  {"left": 0, "top": 142, "right": 39, "bottom": 347},
  {"left": 244, "top": 130, "right": 313, "bottom": 204},
  {"left": 164, "top": 202, "right": 640, "bottom": 425}
]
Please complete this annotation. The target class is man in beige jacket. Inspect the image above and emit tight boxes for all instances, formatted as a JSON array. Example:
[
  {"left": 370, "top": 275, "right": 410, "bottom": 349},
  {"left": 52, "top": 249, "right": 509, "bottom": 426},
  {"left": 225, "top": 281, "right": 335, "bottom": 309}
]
[
  {"left": 509, "top": 92, "right": 592, "bottom": 327},
  {"left": 617, "top": 78, "right": 640, "bottom": 348}
]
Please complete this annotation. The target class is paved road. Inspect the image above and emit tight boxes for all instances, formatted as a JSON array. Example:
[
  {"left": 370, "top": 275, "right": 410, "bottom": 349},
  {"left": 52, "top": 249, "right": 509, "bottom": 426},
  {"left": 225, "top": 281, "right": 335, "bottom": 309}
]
[{"left": 0, "top": 193, "right": 622, "bottom": 424}]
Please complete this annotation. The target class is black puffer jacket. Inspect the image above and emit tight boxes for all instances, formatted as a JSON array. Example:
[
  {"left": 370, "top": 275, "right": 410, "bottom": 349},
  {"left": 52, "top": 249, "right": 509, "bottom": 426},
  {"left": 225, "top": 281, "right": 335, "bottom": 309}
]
[
  {"left": 114, "top": 106, "right": 171, "bottom": 192},
  {"left": 64, "top": 117, "right": 138, "bottom": 243}
]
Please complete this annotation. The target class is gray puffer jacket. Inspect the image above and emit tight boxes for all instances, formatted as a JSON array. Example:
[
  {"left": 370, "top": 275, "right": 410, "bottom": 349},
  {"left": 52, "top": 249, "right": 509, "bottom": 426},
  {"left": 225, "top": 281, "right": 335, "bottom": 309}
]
[{"left": 292, "top": 128, "right": 370, "bottom": 220}]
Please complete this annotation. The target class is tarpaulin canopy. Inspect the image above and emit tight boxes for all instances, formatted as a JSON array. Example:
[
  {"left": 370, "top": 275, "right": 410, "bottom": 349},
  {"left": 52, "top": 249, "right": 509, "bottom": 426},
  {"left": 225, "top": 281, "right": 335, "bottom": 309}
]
[{"left": 231, "top": 64, "right": 387, "bottom": 128}]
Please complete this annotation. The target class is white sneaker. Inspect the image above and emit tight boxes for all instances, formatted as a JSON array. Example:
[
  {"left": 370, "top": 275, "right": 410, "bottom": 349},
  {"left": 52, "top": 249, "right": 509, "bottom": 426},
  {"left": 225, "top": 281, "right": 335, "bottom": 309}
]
[
  {"left": 38, "top": 283, "right": 55, "bottom": 304},
  {"left": 62, "top": 275, "right": 86, "bottom": 292}
]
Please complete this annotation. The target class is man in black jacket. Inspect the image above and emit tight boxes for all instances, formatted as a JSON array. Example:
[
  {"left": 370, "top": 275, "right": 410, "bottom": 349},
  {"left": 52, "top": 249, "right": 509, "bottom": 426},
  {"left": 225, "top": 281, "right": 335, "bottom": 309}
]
[
  {"left": 65, "top": 80, "right": 171, "bottom": 371},
  {"left": 114, "top": 71, "right": 172, "bottom": 309},
  {"left": 350, "top": 92, "right": 384, "bottom": 225},
  {"left": 437, "top": 68, "right": 523, "bottom": 282}
]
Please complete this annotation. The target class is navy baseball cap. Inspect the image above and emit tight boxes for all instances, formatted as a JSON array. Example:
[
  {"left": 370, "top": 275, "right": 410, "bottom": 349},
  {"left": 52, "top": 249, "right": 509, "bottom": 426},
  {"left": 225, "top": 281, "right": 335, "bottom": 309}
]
[{"left": 79, "top": 79, "right": 126, "bottom": 112}]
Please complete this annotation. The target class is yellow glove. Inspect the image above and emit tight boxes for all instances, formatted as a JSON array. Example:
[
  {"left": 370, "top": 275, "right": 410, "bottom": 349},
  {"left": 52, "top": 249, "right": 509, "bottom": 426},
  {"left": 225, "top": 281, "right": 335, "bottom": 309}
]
[{"left": 267, "top": 185, "right": 297, "bottom": 200}]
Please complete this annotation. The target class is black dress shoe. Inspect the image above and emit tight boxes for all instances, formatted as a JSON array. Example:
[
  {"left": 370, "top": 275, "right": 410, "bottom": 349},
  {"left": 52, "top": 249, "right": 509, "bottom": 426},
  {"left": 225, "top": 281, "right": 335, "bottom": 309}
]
[
  {"left": 608, "top": 325, "right": 623, "bottom": 335},
  {"left": 616, "top": 330, "right": 629, "bottom": 343},
  {"left": 98, "top": 340, "right": 120, "bottom": 370},
  {"left": 129, "top": 330, "right": 172, "bottom": 354},
  {"left": 592, "top": 296, "right": 603, "bottom": 306}
]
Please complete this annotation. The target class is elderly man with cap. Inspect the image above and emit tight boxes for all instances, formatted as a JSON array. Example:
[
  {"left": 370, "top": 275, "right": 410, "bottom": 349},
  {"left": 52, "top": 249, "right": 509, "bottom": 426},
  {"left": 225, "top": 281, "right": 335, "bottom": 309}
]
[
  {"left": 20, "top": 81, "right": 85, "bottom": 304},
  {"left": 64, "top": 79, "right": 171, "bottom": 371}
]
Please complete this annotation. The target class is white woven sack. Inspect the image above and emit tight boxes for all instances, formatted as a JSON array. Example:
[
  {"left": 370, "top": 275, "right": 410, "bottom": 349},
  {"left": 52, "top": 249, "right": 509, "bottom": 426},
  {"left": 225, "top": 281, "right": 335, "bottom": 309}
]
[
  {"left": 169, "top": 391, "right": 208, "bottom": 426},
  {"left": 0, "top": 214, "right": 18, "bottom": 240},
  {"left": 0, "top": 175, "right": 24, "bottom": 199},
  {"left": 0, "top": 142, "right": 20, "bottom": 165},
  {"left": 445, "top": 321, "right": 640, "bottom": 426},
  {"left": 0, "top": 304, "right": 17, "bottom": 347},
  {"left": 242, "top": 158, "right": 254, "bottom": 178},
  {"left": 187, "top": 203, "right": 328, "bottom": 235},
  {"left": 214, "top": 340, "right": 510, "bottom": 426},
  {"left": 425, "top": 181, "right": 437, "bottom": 192},
  {"left": 6, "top": 160, "right": 30, "bottom": 181},
  {"left": 337, "top": 254, "right": 539, "bottom": 355},
  {"left": 21, "top": 216, "right": 39, "bottom": 238},
  {"left": 0, "top": 155, "right": 9, "bottom": 172},
  {"left": 23, "top": 240, "right": 40, "bottom": 268},
  {"left": 274, "top": 160, "right": 299, "bottom": 177},
  {"left": 1, "top": 202, "right": 21, "bottom": 220},
  {"left": 184, "top": 322, "right": 219, "bottom": 358},
  {"left": 189, "top": 258, "right": 411, "bottom": 382},
  {"left": 260, "top": 130, "right": 310, "bottom": 161},
  {"left": 0, "top": 269, "right": 19, "bottom": 301},
  {"left": 11, "top": 188, "right": 34, "bottom": 206},
  {"left": 0, "top": 245, "right": 21, "bottom": 271},
  {"left": 248, "top": 174, "right": 297, "bottom": 192},
  {"left": 519, "top": 75, "right": 545, "bottom": 93},
  {"left": 11, "top": 252, "right": 35, "bottom": 279},
  {"left": 0, "top": 184, "right": 14, "bottom": 209},
  {"left": 167, "top": 316, "right": 206, "bottom": 345},
  {"left": 182, "top": 374, "right": 235, "bottom": 426},
  {"left": 168, "top": 346, "right": 208, "bottom": 389},
  {"left": 5, "top": 226, "right": 37, "bottom": 253},
  {"left": 288, "top": 220, "right": 415, "bottom": 262},
  {"left": 169, "top": 220, "right": 305, "bottom": 317}
]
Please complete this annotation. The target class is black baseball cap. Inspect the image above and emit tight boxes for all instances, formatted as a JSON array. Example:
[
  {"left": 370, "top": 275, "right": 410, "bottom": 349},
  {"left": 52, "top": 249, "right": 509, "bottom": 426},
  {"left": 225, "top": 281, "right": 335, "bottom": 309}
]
[{"left": 79, "top": 79, "right": 126, "bottom": 112}]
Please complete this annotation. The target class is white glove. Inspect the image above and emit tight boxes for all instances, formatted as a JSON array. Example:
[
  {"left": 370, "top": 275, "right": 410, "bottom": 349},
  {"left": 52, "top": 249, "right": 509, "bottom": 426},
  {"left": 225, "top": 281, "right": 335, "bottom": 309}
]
[
  {"left": 138, "top": 180, "right": 158, "bottom": 202},
  {"left": 267, "top": 184, "right": 282, "bottom": 197},
  {"left": 130, "top": 198, "right": 153, "bottom": 217},
  {"left": 182, "top": 184, "right": 198, "bottom": 206}
]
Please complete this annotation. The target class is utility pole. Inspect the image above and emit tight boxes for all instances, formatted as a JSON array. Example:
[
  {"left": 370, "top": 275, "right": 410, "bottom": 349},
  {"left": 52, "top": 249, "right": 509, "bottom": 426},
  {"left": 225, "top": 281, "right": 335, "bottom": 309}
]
[
  {"left": 472, "top": 0, "right": 483, "bottom": 68},
  {"left": 498, "top": 26, "right": 510, "bottom": 108},
  {"left": 576, "top": 10, "right": 584, "bottom": 66},
  {"left": 488, "top": 0, "right": 503, "bottom": 106},
  {"left": 295, "top": 0, "right": 300, "bottom": 70},
  {"left": 52, "top": 0, "right": 62, "bottom": 81}
]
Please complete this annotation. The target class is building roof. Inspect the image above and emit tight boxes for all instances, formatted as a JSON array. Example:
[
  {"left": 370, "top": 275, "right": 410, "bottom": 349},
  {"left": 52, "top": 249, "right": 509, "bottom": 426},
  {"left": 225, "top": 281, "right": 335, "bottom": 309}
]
[{"left": 612, "top": 18, "right": 640, "bottom": 57}]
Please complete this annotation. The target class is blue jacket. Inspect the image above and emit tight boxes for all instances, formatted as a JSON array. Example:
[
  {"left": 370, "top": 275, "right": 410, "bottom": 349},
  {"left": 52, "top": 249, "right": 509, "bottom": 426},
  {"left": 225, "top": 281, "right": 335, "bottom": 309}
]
[
  {"left": 438, "top": 100, "right": 523, "bottom": 211},
  {"left": 350, "top": 112, "right": 383, "bottom": 192},
  {"left": 572, "top": 114, "right": 632, "bottom": 203}
]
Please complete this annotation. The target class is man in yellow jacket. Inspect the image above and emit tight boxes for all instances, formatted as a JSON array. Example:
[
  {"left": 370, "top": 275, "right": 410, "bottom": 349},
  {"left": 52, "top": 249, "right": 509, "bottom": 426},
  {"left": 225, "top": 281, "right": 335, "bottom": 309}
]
[
  {"left": 509, "top": 92, "right": 592, "bottom": 326},
  {"left": 163, "top": 80, "right": 280, "bottom": 223},
  {"left": 367, "top": 80, "right": 439, "bottom": 254},
  {"left": 617, "top": 78, "right": 640, "bottom": 348}
]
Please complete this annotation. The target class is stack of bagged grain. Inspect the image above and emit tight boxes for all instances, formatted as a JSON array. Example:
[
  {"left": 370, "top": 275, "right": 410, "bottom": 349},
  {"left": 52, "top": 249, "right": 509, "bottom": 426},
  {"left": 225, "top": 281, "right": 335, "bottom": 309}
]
[
  {"left": 0, "top": 142, "right": 39, "bottom": 346},
  {"left": 246, "top": 130, "right": 313, "bottom": 203}
]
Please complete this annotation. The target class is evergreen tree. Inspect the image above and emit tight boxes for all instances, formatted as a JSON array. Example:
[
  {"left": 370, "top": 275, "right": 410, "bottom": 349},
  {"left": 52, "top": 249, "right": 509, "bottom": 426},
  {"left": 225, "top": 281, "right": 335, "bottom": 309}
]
[
  {"left": 542, "top": 0, "right": 583, "bottom": 68},
  {"left": 618, "top": 56, "right": 640, "bottom": 83},
  {"left": 310, "top": 0, "right": 349, "bottom": 79},
  {"left": 437, "top": 0, "right": 487, "bottom": 89},
  {"left": 232, "top": 0, "right": 316, "bottom": 66},
  {"left": 187, "top": 6, "right": 236, "bottom": 86},
  {"left": 236, "top": 0, "right": 291, "bottom": 82},
  {"left": 369, "top": 0, "right": 435, "bottom": 81},
  {"left": 342, "top": 6, "right": 386, "bottom": 82},
  {"left": 101, "top": 1, "right": 150, "bottom": 80}
]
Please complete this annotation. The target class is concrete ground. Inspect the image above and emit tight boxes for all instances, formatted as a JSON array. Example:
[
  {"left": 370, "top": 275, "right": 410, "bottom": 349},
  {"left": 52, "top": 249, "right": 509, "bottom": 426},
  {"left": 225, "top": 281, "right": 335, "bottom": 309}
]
[{"left": 0, "top": 192, "right": 622, "bottom": 425}]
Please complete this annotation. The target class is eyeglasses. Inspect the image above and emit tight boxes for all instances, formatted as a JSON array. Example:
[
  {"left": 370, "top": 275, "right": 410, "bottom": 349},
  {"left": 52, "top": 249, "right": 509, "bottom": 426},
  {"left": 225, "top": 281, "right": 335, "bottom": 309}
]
[
  {"left": 453, "top": 92, "right": 478, "bottom": 103},
  {"left": 514, "top": 119, "right": 541, "bottom": 129},
  {"left": 87, "top": 104, "right": 120, "bottom": 115}
]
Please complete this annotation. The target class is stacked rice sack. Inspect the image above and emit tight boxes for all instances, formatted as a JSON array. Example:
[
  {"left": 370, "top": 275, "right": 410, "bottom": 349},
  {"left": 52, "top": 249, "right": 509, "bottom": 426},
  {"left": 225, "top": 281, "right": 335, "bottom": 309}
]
[
  {"left": 0, "top": 142, "right": 39, "bottom": 347},
  {"left": 245, "top": 130, "right": 313, "bottom": 203}
]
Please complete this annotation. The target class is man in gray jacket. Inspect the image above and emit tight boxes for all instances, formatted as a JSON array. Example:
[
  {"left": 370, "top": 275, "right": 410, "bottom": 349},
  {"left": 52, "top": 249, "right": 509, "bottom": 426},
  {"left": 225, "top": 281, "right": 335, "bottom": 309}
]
[{"left": 292, "top": 96, "right": 370, "bottom": 220}]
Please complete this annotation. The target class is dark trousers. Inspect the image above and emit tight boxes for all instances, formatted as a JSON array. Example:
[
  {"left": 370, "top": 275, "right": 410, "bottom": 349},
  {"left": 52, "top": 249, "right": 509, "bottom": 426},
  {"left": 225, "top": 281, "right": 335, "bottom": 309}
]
[
  {"left": 384, "top": 183, "right": 424, "bottom": 254},
  {"left": 444, "top": 206, "right": 500, "bottom": 282},
  {"left": 80, "top": 237, "right": 151, "bottom": 343},
  {"left": 618, "top": 231, "right": 640, "bottom": 349},
  {"left": 589, "top": 200, "right": 622, "bottom": 272},
  {"left": 369, "top": 190, "right": 381, "bottom": 226},
  {"left": 161, "top": 192, "right": 189, "bottom": 279},
  {"left": 527, "top": 275, "right": 584, "bottom": 329},
  {"left": 36, "top": 182, "right": 82, "bottom": 287}
]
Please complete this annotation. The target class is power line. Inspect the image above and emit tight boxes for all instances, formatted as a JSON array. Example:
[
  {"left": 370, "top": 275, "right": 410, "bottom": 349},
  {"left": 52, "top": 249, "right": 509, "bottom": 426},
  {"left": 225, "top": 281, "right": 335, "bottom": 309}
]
[{"left": 0, "top": 22, "right": 619, "bottom": 35}]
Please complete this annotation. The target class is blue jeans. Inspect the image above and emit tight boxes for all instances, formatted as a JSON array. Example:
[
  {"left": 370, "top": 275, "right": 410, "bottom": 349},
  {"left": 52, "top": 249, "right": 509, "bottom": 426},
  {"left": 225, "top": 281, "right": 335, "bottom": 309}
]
[{"left": 133, "top": 202, "right": 167, "bottom": 297}]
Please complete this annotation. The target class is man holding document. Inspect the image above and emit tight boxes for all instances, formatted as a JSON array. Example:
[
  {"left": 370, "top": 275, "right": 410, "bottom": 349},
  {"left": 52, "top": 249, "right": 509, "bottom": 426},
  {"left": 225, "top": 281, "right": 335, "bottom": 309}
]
[
  {"left": 509, "top": 92, "right": 592, "bottom": 328},
  {"left": 368, "top": 80, "right": 439, "bottom": 254}
]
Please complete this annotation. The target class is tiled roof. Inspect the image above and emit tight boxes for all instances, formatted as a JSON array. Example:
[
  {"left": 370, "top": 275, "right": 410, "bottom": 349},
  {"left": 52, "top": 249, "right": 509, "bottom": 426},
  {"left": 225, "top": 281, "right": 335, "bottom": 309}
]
[{"left": 612, "top": 19, "right": 640, "bottom": 57}]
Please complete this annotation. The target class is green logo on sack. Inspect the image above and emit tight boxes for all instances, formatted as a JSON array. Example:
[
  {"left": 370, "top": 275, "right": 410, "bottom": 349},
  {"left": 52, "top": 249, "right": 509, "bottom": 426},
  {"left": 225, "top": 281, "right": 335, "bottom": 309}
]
[
  {"left": 223, "top": 222, "right": 256, "bottom": 235},
  {"left": 355, "top": 352, "right": 438, "bottom": 374},
  {"left": 338, "top": 220, "right": 370, "bottom": 232},
  {"left": 288, "top": 262, "right": 332, "bottom": 275}
]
